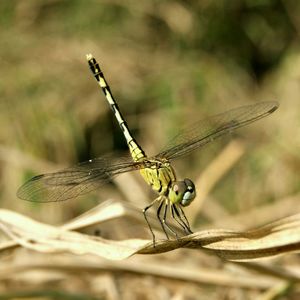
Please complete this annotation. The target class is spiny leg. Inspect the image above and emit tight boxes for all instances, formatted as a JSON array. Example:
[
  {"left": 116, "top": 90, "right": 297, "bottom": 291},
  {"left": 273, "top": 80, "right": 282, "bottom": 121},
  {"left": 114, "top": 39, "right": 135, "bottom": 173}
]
[
  {"left": 178, "top": 205, "right": 193, "bottom": 234},
  {"left": 172, "top": 204, "right": 193, "bottom": 235},
  {"left": 157, "top": 199, "right": 169, "bottom": 240},
  {"left": 174, "top": 205, "right": 192, "bottom": 234},
  {"left": 143, "top": 197, "right": 160, "bottom": 246},
  {"left": 162, "top": 201, "right": 179, "bottom": 239},
  {"left": 171, "top": 204, "right": 188, "bottom": 233}
]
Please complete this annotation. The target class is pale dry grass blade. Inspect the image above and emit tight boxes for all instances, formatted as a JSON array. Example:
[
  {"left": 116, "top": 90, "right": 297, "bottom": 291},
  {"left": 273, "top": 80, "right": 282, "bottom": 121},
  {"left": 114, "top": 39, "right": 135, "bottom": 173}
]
[
  {"left": 62, "top": 199, "right": 129, "bottom": 231},
  {"left": 2, "top": 208, "right": 300, "bottom": 261},
  {"left": 234, "top": 261, "right": 300, "bottom": 282},
  {"left": 0, "top": 255, "right": 285, "bottom": 290},
  {"left": 0, "top": 209, "right": 148, "bottom": 260},
  {"left": 106, "top": 260, "right": 283, "bottom": 290},
  {"left": 62, "top": 199, "right": 173, "bottom": 234}
]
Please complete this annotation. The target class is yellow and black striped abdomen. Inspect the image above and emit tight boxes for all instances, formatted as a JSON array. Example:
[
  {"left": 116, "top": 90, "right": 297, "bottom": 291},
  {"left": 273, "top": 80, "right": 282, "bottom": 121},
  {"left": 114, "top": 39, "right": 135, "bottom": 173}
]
[
  {"left": 87, "top": 54, "right": 176, "bottom": 196},
  {"left": 87, "top": 54, "right": 146, "bottom": 162}
]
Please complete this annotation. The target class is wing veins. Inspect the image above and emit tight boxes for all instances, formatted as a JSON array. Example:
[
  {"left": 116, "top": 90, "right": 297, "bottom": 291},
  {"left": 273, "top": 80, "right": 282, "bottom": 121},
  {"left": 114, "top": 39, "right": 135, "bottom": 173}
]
[
  {"left": 158, "top": 101, "right": 278, "bottom": 161},
  {"left": 17, "top": 157, "right": 146, "bottom": 202}
]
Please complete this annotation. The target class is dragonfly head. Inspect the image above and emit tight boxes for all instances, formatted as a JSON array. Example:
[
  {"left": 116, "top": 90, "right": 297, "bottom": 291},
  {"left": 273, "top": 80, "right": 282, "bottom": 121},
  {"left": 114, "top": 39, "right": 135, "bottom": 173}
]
[{"left": 169, "top": 178, "right": 196, "bottom": 207}]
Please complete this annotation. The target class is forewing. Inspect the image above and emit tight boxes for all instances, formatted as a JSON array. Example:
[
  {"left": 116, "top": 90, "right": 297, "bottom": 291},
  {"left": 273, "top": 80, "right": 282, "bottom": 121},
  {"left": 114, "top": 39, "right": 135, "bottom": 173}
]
[
  {"left": 157, "top": 101, "right": 278, "bottom": 161},
  {"left": 17, "top": 155, "right": 145, "bottom": 202}
]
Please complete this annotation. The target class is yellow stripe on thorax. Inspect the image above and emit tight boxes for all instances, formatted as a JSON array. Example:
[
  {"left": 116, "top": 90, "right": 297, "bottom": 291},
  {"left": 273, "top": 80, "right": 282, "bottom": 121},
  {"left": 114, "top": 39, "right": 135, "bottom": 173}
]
[{"left": 139, "top": 159, "right": 176, "bottom": 195}]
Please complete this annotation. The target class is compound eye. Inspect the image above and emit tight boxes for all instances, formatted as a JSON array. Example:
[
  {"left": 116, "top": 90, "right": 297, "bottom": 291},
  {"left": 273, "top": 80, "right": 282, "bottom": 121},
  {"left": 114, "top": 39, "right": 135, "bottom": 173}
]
[
  {"left": 180, "top": 178, "right": 196, "bottom": 207},
  {"left": 184, "top": 178, "right": 195, "bottom": 191}
]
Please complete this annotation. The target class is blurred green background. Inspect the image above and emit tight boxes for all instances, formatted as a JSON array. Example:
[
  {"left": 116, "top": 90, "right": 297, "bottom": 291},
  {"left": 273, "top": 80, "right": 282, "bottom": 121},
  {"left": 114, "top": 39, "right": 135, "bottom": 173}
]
[
  {"left": 1, "top": 0, "right": 300, "bottom": 298},
  {"left": 1, "top": 0, "right": 300, "bottom": 216}
]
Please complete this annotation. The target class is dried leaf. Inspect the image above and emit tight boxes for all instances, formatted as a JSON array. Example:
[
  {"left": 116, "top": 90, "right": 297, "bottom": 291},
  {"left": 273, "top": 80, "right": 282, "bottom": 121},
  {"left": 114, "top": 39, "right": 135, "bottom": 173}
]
[{"left": 1, "top": 208, "right": 300, "bottom": 260}]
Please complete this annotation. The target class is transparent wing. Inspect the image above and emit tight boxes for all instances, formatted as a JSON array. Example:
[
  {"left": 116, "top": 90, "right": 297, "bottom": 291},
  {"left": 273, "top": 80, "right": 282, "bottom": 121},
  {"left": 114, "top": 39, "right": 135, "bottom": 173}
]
[
  {"left": 157, "top": 101, "right": 278, "bottom": 161},
  {"left": 17, "top": 155, "right": 146, "bottom": 202}
]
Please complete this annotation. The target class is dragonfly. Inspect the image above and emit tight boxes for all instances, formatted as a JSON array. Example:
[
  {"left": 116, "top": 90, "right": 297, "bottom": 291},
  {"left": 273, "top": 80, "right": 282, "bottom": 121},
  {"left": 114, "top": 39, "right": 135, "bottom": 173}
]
[{"left": 17, "top": 54, "right": 279, "bottom": 245}]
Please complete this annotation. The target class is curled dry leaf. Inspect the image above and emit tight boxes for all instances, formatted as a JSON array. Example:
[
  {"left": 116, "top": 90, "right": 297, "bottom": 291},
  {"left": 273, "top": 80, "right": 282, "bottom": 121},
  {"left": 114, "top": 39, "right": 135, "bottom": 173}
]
[{"left": 1, "top": 208, "right": 300, "bottom": 260}]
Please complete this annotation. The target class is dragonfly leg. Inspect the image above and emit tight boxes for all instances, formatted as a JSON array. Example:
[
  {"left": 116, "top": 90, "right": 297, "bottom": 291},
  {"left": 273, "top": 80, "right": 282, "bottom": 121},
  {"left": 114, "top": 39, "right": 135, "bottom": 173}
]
[
  {"left": 177, "top": 205, "right": 193, "bottom": 234},
  {"left": 171, "top": 204, "right": 189, "bottom": 234},
  {"left": 143, "top": 197, "right": 159, "bottom": 246},
  {"left": 162, "top": 201, "right": 179, "bottom": 240},
  {"left": 157, "top": 199, "right": 169, "bottom": 240},
  {"left": 172, "top": 204, "right": 193, "bottom": 235}
]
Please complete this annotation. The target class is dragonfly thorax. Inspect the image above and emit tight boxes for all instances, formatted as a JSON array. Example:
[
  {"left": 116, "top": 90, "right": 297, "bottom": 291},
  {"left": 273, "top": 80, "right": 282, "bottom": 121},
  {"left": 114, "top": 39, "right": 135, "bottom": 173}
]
[
  {"left": 139, "top": 158, "right": 196, "bottom": 206},
  {"left": 139, "top": 158, "right": 176, "bottom": 195},
  {"left": 168, "top": 178, "right": 196, "bottom": 206}
]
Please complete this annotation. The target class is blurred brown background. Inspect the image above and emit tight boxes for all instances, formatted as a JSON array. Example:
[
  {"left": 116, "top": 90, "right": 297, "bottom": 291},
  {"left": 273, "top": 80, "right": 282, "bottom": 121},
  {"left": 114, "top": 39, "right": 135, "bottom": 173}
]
[{"left": 1, "top": 0, "right": 300, "bottom": 299}]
